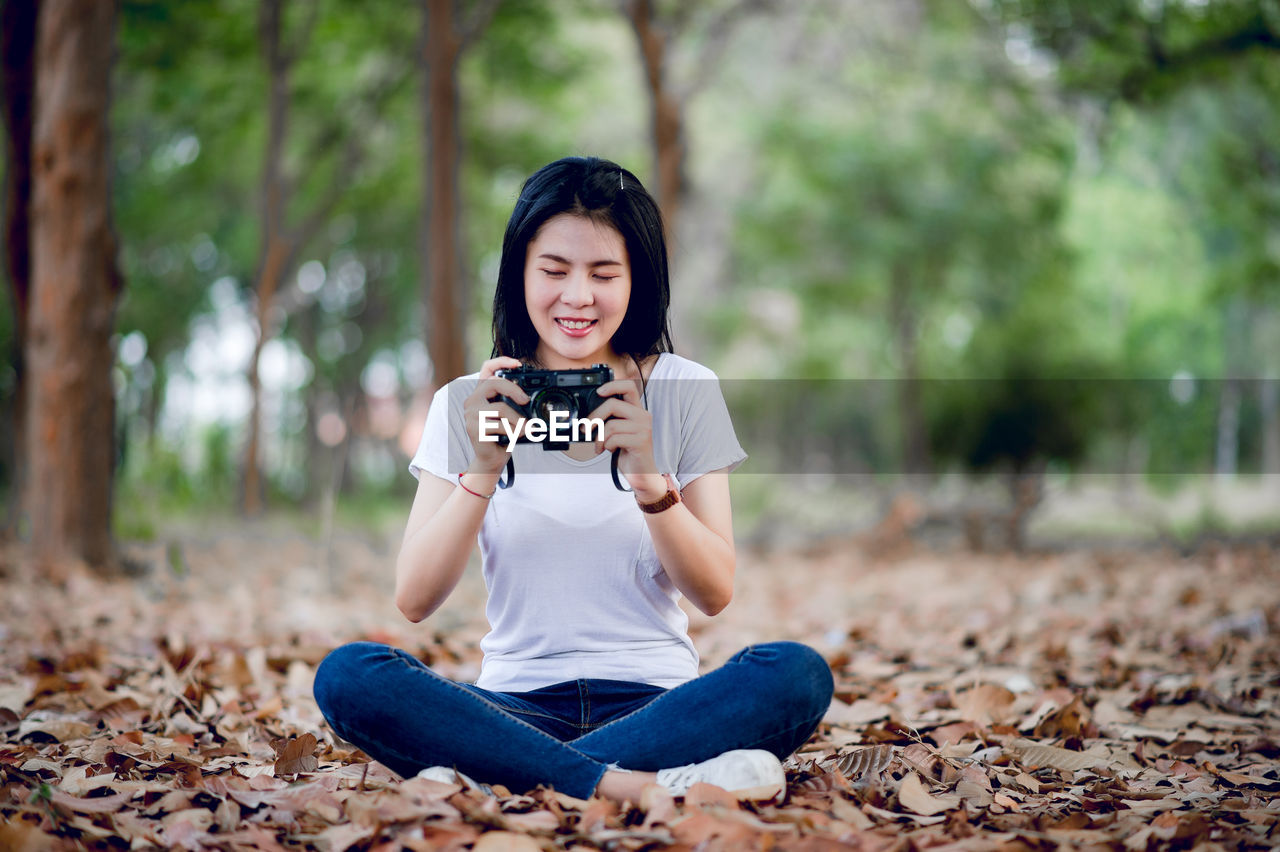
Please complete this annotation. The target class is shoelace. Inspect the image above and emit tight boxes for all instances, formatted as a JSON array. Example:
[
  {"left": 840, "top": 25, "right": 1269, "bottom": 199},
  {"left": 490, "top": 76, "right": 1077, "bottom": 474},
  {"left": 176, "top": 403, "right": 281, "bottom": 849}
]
[{"left": 654, "top": 763, "right": 699, "bottom": 794}]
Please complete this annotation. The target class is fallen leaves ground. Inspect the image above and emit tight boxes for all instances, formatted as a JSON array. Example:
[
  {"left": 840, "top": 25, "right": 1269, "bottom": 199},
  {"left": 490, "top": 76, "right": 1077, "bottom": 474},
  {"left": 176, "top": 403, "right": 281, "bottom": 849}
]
[{"left": 1, "top": 521, "right": 1277, "bottom": 850}]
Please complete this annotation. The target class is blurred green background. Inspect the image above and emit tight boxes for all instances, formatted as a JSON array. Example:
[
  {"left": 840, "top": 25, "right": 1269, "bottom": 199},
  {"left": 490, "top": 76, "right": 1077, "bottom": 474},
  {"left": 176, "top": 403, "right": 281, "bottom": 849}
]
[{"left": 2, "top": 0, "right": 1278, "bottom": 552}]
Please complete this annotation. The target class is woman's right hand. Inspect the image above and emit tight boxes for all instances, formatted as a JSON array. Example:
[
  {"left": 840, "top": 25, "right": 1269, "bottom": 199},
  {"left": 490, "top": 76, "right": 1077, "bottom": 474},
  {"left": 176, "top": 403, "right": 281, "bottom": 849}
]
[{"left": 462, "top": 356, "right": 529, "bottom": 474}]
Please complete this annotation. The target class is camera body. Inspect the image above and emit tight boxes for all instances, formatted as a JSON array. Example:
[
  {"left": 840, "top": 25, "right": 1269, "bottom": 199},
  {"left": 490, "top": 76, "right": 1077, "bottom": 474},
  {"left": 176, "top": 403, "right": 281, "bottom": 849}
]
[{"left": 494, "top": 363, "right": 613, "bottom": 450}]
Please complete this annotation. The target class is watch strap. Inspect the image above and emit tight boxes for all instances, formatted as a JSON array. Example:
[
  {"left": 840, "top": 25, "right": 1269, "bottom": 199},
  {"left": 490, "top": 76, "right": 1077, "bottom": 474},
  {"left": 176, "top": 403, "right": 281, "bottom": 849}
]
[{"left": 637, "top": 474, "right": 680, "bottom": 514}]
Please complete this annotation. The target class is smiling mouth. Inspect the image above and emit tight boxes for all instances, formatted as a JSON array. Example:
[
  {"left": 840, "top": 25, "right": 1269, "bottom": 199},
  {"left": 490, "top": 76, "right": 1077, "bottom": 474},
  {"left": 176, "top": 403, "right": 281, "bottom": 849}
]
[{"left": 556, "top": 319, "right": 597, "bottom": 331}]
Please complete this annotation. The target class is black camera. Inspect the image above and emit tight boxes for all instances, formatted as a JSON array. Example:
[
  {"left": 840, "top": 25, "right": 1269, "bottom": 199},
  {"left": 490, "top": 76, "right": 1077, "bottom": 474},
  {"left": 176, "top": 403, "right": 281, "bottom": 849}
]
[{"left": 494, "top": 363, "right": 613, "bottom": 451}]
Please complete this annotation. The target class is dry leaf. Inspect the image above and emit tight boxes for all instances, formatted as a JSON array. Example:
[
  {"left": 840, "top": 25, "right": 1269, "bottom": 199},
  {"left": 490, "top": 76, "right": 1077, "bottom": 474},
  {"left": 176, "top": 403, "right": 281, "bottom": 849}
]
[
  {"left": 954, "top": 683, "right": 1017, "bottom": 725},
  {"left": 669, "top": 810, "right": 759, "bottom": 847},
  {"left": 1007, "top": 738, "right": 1109, "bottom": 772},
  {"left": 272, "top": 731, "right": 319, "bottom": 775},
  {"left": 17, "top": 714, "right": 95, "bottom": 742},
  {"left": 824, "top": 698, "right": 892, "bottom": 727},
  {"left": 2, "top": 523, "right": 1278, "bottom": 852},
  {"left": 47, "top": 788, "right": 135, "bottom": 814},
  {"left": 1034, "top": 694, "right": 1092, "bottom": 738},
  {"left": 311, "top": 821, "right": 377, "bottom": 852},
  {"left": 0, "top": 818, "right": 57, "bottom": 852},
  {"left": 834, "top": 744, "right": 894, "bottom": 785},
  {"left": 1213, "top": 770, "right": 1280, "bottom": 789},
  {"left": 897, "top": 773, "right": 962, "bottom": 815},
  {"left": 639, "top": 783, "right": 678, "bottom": 827},
  {"left": 684, "top": 781, "right": 742, "bottom": 809},
  {"left": 955, "top": 765, "right": 994, "bottom": 807},
  {"left": 829, "top": 795, "right": 875, "bottom": 830},
  {"left": 471, "top": 830, "right": 544, "bottom": 851}
]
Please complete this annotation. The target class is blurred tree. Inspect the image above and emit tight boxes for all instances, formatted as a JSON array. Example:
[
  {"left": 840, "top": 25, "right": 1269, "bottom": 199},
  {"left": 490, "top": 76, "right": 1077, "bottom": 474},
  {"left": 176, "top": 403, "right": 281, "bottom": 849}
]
[
  {"left": 419, "top": 0, "right": 499, "bottom": 388},
  {"left": 23, "top": 0, "right": 124, "bottom": 573},
  {"left": 621, "top": 0, "right": 773, "bottom": 359},
  {"left": 621, "top": 0, "right": 769, "bottom": 235},
  {"left": 112, "top": 0, "right": 260, "bottom": 454},
  {"left": 728, "top": 1, "right": 1078, "bottom": 477},
  {"left": 114, "top": 0, "right": 423, "bottom": 509},
  {"left": 0, "top": 0, "right": 38, "bottom": 537},
  {"left": 993, "top": 0, "right": 1280, "bottom": 477},
  {"left": 240, "top": 0, "right": 411, "bottom": 514}
]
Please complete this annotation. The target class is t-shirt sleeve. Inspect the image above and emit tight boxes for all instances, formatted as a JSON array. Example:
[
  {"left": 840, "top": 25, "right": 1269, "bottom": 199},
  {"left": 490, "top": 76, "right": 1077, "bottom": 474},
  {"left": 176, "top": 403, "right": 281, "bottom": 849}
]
[
  {"left": 409, "top": 378, "right": 476, "bottom": 482},
  {"left": 674, "top": 368, "right": 747, "bottom": 490}
]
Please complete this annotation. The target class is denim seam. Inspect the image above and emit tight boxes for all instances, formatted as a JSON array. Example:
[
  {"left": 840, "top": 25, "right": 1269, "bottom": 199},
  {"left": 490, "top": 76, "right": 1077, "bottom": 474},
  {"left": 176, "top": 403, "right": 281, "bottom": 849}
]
[
  {"left": 569, "top": 669, "right": 732, "bottom": 741},
  {"left": 572, "top": 648, "right": 828, "bottom": 749},
  {"left": 385, "top": 651, "right": 604, "bottom": 767},
  {"left": 735, "top": 713, "right": 828, "bottom": 755}
]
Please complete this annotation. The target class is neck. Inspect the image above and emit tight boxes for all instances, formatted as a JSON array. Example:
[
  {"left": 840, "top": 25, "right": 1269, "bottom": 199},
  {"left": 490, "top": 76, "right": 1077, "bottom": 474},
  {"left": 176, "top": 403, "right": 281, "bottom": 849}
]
[{"left": 534, "top": 346, "right": 630, "bottom": 374}]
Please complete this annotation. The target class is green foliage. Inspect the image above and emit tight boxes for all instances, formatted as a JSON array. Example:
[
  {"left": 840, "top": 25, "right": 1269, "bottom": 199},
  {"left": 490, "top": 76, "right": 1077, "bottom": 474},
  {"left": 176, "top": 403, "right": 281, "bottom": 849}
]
[
  {"left": 988, "top": 0, "right": 1280, "bottom": 100},
  {"left": 48, "top": 0, "right": 1280, "bottom": 524}
]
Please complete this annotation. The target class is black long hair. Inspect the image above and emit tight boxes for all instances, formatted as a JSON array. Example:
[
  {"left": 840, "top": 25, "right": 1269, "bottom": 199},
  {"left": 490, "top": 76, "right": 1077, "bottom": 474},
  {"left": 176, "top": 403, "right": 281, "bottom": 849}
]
[{"left": 490, "top": 157, "right": 674, "bottom": 363}]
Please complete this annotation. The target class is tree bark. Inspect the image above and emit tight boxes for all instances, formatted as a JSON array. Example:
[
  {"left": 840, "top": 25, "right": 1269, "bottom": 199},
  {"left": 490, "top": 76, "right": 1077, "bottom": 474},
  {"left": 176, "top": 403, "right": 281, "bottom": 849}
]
[
  {"left": 26, "top": 0, "right": 123, "bottom": 572},
  {"left": 627, "top": 0, "right": 685, "bottom": 235},
  {"left": 419, "top": 0, "right": 468, "bottom": 384},
  {"left": 1, "top": 0, "right": 39, "bottom": 539},
  {"left": 241, "top": 0, "right": 295, "bottom": 515}
]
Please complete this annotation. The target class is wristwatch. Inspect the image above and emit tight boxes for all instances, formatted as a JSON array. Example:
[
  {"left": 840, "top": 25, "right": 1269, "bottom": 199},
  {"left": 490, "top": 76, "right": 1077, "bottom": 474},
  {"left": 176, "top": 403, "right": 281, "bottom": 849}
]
[{"left": 637, "top": 473, "right": 680, "bottom": 514}]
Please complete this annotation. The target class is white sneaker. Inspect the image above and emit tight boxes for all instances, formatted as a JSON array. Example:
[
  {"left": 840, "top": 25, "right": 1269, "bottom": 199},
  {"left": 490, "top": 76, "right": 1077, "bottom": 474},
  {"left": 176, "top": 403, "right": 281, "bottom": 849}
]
[
  {"left": 655, "top": 749, "right": 786, "bottom": 802},
  {"left": 415, "top": 765, "right": 492, "bottom": 795}
]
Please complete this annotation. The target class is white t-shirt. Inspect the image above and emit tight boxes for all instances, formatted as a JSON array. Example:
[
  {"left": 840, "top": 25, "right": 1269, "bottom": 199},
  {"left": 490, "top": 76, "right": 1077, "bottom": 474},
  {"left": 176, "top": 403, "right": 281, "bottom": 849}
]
[{"left": 409, "top": 353, "right": 747, "bottom": 692}]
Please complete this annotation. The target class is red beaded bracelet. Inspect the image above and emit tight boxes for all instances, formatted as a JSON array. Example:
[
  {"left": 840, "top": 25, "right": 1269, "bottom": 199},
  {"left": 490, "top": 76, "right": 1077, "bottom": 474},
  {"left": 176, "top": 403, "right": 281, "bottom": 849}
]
[{"left": 457, "top": 472, "right": 495, "bottom": 500}]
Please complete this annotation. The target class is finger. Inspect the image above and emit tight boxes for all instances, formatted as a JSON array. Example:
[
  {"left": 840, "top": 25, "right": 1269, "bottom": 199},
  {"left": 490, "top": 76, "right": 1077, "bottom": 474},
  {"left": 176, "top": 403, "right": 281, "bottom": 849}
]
[
  {"left": 601, "top": 417, "right": 652, "bottom": 445},
  {"left": 602, "top": 432, "right": 655, "bottom": 458},
  {"left": 474, "top": 376, "right": 529, "bottom": 405},
  {"left": 597, "top": 378, "right": 641, "bottom": 404},
  {"left": 478, "top": 356, "right": 524, "bottom": 380},
  {"left": 589, "top": 397, "right": 645, "bottom": 423},
  {"left": 602, "top": 429, "right": 651, "bottom": 454}
]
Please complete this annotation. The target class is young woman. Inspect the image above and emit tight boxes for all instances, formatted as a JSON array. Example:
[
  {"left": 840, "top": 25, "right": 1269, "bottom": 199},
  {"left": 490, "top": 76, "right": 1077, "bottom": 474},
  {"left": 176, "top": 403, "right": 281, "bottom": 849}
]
[{"left": 314, "top": 157, "right": 833, "bottom": 803}]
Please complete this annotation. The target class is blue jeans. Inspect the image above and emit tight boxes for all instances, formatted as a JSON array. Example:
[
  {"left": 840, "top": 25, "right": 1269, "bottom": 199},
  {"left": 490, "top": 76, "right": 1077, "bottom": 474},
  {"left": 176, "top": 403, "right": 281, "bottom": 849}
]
[{"left": 313, "top": 640, "right": 833, "bottom": 799}]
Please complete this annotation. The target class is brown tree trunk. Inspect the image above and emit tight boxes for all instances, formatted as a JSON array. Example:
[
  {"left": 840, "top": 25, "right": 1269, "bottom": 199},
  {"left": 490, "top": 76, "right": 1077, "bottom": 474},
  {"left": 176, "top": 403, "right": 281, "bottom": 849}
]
[
  {"left": 243, "top": 0, "right": 298, "bottom": 515},
  {"left": 420, "top": 0, "right": 467, "bottom": 383},
  {"left": 627, "top": 0, "right": 685, "bottom": 234},
  {"left": 1, "top": 0, "right": 38, "bottom": 539},
  {"left": 240, "top": 0, "right": 393, "bottom": 512},
  {"left": 26, "top": 0, "right": 123, "bottom": 573}
]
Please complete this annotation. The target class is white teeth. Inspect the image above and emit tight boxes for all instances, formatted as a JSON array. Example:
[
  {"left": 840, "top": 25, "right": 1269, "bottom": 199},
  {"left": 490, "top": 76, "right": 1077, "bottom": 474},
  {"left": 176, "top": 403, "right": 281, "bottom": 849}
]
[{"left": 557, "top": 319, "right": 595, "bottom": 330}]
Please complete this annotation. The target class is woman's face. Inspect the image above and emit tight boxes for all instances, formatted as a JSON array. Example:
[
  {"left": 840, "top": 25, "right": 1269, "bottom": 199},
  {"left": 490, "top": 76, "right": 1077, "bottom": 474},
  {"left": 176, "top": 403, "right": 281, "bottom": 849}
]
[{"left": 524, "top": 213, "right": 632, "bottom": 370}]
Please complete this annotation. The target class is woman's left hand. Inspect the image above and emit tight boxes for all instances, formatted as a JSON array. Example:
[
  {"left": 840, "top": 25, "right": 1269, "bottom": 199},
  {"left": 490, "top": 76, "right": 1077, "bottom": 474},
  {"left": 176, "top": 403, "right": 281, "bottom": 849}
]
[{"left": 591, "top": 365, "right": 666, "bottom": 500}]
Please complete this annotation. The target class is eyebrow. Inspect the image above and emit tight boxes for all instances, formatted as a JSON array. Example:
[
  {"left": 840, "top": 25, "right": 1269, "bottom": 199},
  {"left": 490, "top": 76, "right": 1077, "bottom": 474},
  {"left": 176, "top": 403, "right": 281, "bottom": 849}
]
[{"left": 536, "top": 253, "right": 623, "bottom": 268}]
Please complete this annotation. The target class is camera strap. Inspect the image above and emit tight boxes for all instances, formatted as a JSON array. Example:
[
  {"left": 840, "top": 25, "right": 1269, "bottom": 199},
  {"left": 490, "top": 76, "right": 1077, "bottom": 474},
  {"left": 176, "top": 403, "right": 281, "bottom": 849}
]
[
  {"left": 499, "top": 356, "right": 649, "bottom": 493},
  {"left": 610, "top": 450, "right": 629, "bottom": 492}
]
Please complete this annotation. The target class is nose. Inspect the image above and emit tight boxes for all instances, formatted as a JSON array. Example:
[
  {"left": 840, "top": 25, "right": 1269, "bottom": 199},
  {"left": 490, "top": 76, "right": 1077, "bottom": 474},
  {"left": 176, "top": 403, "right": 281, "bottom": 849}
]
[{"left": 559, "top": 270, "right": 593, "bottom": 308}]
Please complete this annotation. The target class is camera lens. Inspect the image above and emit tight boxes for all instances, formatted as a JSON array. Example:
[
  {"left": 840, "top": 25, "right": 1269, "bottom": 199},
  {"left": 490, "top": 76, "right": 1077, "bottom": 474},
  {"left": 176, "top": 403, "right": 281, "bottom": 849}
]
[{"left": 533, "top": 389, "right": 575, "bottom": 421}]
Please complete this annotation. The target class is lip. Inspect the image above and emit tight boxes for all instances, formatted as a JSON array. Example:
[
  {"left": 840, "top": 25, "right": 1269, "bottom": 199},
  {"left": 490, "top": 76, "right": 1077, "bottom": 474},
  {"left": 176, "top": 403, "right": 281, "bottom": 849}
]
[{"left": 555, "top": 317, "right": 598, "bottom": 338}]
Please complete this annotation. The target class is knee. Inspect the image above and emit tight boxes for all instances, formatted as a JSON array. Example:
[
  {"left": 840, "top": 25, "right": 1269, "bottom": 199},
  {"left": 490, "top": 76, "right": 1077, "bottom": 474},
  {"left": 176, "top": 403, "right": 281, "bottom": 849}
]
[
  {"left": 742, "top": 641, "right": 834, "bottom": 720},
  {"left": 313, "top": 641, "right": 387, "bottom": 720}
]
